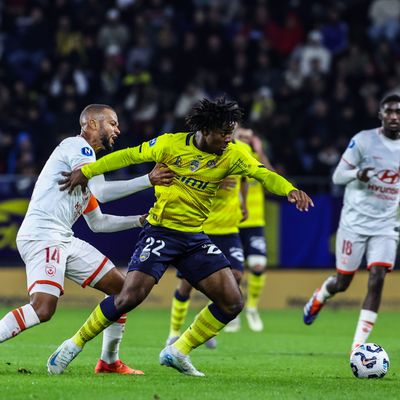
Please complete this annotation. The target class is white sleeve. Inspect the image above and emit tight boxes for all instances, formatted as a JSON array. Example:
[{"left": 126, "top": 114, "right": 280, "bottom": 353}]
[
  {"left": 87, "top": 174, "right": 151, "bottom": 203},
  {"left": 83, "top": 206, "right": 143, "bottom": 233},
  {"left": 332, "top": 158, "right": 359, "bottom": 185},
  {"left": 340, "top": 135, "right": 362, "bottom": 167}
]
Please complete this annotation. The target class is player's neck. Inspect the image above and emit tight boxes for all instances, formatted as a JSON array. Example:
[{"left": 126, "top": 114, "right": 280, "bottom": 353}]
[
  {"left": 193, "top": 131, "right": 210, "bottom": 153},
  {"left": 381, "top": 128, "right": 400, "bottom": 140},
  {"left": 79, "top": 131, "right": 102, "bottom": 152}
]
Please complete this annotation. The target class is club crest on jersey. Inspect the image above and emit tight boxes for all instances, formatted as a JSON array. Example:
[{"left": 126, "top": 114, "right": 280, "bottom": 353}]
[
  {"left": 190, "top": 159, "right": 200, "bottom": 172},
  {"left": 81, "top": 147, "right": 93, "bottom": 156},
  {"left": 174, "top": 156, "right": 182, "bottom": 167},
  {"left": 139, "top": 250, "right": 150, "bottom": 262},
  {"left": 206, "top": 160, "right": 216, "bottom": 168},
  {"left": 45, "top": 265, "right": 56, "bottom": 277},
  {"left": 149, "top": 138, "right": 157, "bottom": 147}
]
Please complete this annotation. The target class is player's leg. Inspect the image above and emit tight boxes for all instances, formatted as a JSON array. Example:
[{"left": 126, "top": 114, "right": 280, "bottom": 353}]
[
  {"left": 48, "top": 225, "right": 172, "bottom": 374},
  {"left": 160, "top": 266, "right": 242, "bottom": 376},
  {"left": 351, "top": 235, "right": 396, "bottom": 350},
  {"left": 240, "top": 227, "right": 267, "bottom": 331},
  {"left": 304, "top": 227, "right": 364, "bottom": 325},
  {"left": 167, "top": 277, "right": 193, "bottom": 345},
  {"left": 93, "top": 267, "right": 144, "bottom": 375},
  {"left": 0, "top": 240, "right": 65, "bottom": 342}
]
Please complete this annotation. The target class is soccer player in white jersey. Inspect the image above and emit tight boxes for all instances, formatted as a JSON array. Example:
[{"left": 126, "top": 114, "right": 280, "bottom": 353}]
[
  {"left": 303, "top": 93, "right": 400, "bottom": 350},
  {"left": 0, "top": 104, "right": 174, "bottom": 374}
]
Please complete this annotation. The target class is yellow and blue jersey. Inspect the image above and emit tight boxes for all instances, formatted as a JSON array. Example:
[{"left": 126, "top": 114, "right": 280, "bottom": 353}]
[{"left": 82, "top": 132, "right": 296, "bottom": 232}]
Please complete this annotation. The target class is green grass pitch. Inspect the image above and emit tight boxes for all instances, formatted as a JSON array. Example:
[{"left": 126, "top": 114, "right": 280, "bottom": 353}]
[{"left": 0, "top": 307, "right": 399, "bottom": 400}]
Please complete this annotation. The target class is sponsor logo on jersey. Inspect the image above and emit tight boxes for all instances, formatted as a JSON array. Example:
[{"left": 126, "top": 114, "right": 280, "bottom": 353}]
[
  {"left": 149, "top": 138, "right": 157, "bottom": 147},
  {"left": 348, "top": 139, "right": 355, "bottom": 149},
  {"left": 367, "top": 184, "right": 399, "bottom": 194},
  {"left": 206, "top": 160, "right": 217, "bottom": 168},
  {"left": 81, "top": 147, "right": 93, "bottom": 156},
  {"left": 376, "top": 169, "right": 400, "bottom": 184},
  {"left": 177, "top": 175, "right": 209, "bottom": 190},
  {"left": 174, "top": 156, "right": 182, "bottom": 167}
]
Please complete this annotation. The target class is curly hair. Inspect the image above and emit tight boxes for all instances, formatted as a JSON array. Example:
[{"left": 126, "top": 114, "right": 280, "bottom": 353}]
[{"left": 185, "top": 97, "right": 243, "bottom": 132}]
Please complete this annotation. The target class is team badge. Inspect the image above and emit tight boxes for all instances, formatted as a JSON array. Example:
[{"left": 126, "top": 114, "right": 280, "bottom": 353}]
[
  {"left": 348, "top": 139, "right": 355, "bottom": 149},
  {"left": 149, "top": 138, "right": 157, "bottom": 147},
  {"left": 206, "top": 160, "right": 216, "bottom": 168},
  {"left": 81, "top": 147, "right": 93, "bottom": 156},
  {"left": 190, "top": 158, "right": 201, "bottom": 172},
  {"left": 45, "top": 265, "right": 56, "bottom": 277},
  {"left": 174, "top": 156, "right": 182, "bottom": 167},
  {"left": 139, "top": 250, "right": 150, "bottom": 262}
]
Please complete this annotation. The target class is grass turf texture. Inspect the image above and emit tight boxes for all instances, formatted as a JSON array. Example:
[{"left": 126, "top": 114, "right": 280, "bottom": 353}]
[{"left": 0, "top": 308, "right": 398, "bottom": 400}]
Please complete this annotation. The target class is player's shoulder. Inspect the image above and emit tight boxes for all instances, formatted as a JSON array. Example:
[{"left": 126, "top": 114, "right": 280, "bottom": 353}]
[
  {"left": 348, "top": 128, "right": 379, "bottom": 148},
  {"left": 233, "top": 139, "right": 252, "bottom": 154},
  {"left": 150, "top": 132, "right": 190, "bottom": 145},
  {"left": 59, "top": 136, "right": 95, "bottom": 157}
]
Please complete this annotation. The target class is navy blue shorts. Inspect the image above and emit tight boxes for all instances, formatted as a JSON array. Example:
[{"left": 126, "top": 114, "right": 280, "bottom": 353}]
[
  {"left": 128, "top": 223, "right": 230, "bottom": 286},
  {"left": 176, "top": 233, "right": 244, "bottom": 279},
  {"left": 239, "top": 227, "right": 267, "bottom": 257}
]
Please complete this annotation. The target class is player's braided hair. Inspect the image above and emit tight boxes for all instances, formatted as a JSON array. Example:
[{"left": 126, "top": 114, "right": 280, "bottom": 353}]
[{"left": 185, "top": 97, "right": 243, "bottom": 132}]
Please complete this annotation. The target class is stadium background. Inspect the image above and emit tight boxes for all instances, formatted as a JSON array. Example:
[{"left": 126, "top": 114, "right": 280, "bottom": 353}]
[{"left": 1, "top": 0, "right": 400, "bottom": 309}]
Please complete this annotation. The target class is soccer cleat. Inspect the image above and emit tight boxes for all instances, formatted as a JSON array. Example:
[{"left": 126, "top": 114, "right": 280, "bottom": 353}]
[
  {"left": 95, "top": 359, "right": 144, "bottom": 375},
  {"left": 165, "top": 335, "right": 180, "bottom": 346},
  {"left": 303, "top": 289, "right": 325, "bottom": 325},
  {"left": 159, "top": 345, "right": 205, "bottom": 377},
  {"left": 223, "top": 316, "right": 240, "bottom": 333},
  {"left": 204, "top": 337, "right": 217, "bottom": 349},
  {"left": 246, "top": 308, "right": 264, "bottom": 332},
  {"left": 47, "top": 339, "right": 82, "bottom": 374}
]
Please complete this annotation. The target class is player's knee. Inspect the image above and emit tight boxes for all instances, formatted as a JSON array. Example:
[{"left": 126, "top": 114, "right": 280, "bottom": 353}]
[
  {"left": 247, "top": 255, "right": 267, "bottom": 273},
  {"left": 225, "top": 294, "right": 244, "bottom": 316},
  {"left": 32, "top": 304, "right": 55, "bottom": 322}
]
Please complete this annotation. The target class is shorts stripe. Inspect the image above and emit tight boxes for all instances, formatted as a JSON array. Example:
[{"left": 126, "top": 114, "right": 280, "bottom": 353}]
[
  {"left": 367, "top": 262, "right": 393, "bottom": 270},
  {"left": 12, "top": 309, "right": 26, "bottom": 331},
  {"left": 28, "top": 280, "right": 64, "bottom": 295},
  {"left": 336, "top": 268, "right": 355, "bottom": 275},
  {"left": 81, "top": 257, "right": 109, "bottom": 288}
]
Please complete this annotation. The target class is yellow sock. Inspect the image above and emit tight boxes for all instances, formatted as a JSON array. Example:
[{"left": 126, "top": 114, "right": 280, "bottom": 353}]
[
  {"left": 169, "top": 296, "right": 190, "bottom": 337},
  {"left": 72, "top": 305, "right": 113, "bottom": 348},
  {"left": 247, "top": 273, "right": 266, "bottom": 309},
  {"left": 174, "top": 305, "right": 225, "bottom": 355}
]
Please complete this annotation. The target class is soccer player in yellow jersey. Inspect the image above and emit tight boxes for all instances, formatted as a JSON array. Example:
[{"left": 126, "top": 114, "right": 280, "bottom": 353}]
[
  {"left": 48, "top": 97, "right": 313, "bottom": 377},
  {"left": 236, "top": 126, "right": 274, "bottom": 332},
  {"left": 166, "top": 140, "right": 250, "bottom": 349}
]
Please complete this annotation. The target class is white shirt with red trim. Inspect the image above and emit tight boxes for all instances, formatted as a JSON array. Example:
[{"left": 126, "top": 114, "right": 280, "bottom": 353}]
[
  {"left": 337, "top": 128, "right": 400, "bottom": 236},
  {"left": 18, "top": 136, "right": 96, "bottom": 241}
]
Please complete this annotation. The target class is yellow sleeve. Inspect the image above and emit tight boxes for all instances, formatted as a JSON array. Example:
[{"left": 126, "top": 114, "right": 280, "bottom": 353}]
[
  {"left": 229, "top": 147, "right": 296, "bottom": 196},
  {"left": 81, "top": 134, "right": 170, "bottom": 179}
]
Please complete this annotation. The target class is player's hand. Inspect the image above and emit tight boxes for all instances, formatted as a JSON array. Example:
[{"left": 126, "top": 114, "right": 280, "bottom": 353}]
[
  {"left": 58, "top": 169, "right": 88, "bottom": 194},
  {"left": 149, "top": 163, "right": 175, "bottom": 186},
  {"left": 139, "top": 213, "right": 149, "bottom": 226},
  {"left": 356, "top": 167, "right": 375, "bottom": 182},
  {"left": 287, "top": 190, "right": 314, "bottom": 212},
  {"left": 219, "top": 177, "right": 237, "bottom": 190}
]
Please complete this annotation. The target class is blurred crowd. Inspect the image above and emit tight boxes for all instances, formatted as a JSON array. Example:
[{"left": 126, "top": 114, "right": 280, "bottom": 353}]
[{"left": 1, "top": 0, "right": 400, "bottom": 193}]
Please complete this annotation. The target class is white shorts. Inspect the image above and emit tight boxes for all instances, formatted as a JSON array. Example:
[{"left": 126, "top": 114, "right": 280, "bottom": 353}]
[
  {"left": 335, "top": 227, "right": 398, "bottom": 274},
  {"left": 17, "top": 237, "right": 115, "bottom": 297}
]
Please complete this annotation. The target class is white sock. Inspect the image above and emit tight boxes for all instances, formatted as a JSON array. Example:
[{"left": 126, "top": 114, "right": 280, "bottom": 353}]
[
  {"left": 0, "top": 304, "right": 40, "bottom": 343},
  {"left": 316, "top": 276, "right": 335, "bottom": 303},
  {"left": 100, "top": 314, "right": 127, "bottom": 364},
  {"left": 351, "top": 309, "right": 378, "bottom": 350}
]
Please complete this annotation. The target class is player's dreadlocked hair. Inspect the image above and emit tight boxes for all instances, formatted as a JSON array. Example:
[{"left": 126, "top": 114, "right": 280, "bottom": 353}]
[{"left": 185, "top": 97, "right": 243, "bottom": 132}]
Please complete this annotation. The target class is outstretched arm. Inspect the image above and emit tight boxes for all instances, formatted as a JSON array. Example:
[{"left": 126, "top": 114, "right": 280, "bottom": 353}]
[
  {"left": 83, "top": 205, "right": 147, "bottom": 233},
  {"left": 87, "top": 163, "right": 175, "bottom": 202}
]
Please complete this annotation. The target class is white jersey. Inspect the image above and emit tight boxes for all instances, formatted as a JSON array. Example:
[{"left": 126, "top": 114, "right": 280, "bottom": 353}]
[
  {"left": 339, "top": 128, "right": 400, "bottom": 236},
  {"left": 17, "top": 136, "right": 96, "bottom": 241}
]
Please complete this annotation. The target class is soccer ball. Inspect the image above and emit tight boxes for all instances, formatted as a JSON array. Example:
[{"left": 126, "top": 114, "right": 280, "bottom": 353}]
[{"left": 350, "top": 343, "right": 390, "bottom": 379}]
